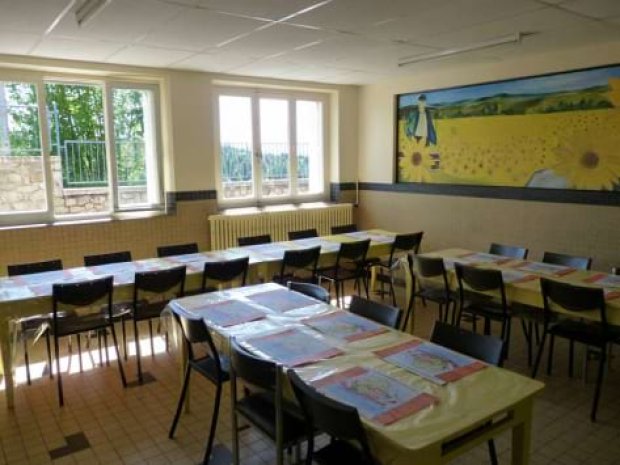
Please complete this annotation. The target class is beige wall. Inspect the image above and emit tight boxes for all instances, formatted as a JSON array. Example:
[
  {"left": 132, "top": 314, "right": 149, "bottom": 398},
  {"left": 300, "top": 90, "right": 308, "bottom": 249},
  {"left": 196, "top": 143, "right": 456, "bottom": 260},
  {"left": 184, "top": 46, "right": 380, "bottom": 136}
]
[
  {"left": 356, "top": 41, "right": 620, "bottom": 271},
  {"left": 0, "top": 55, "right": 358, "bottom": 273}
]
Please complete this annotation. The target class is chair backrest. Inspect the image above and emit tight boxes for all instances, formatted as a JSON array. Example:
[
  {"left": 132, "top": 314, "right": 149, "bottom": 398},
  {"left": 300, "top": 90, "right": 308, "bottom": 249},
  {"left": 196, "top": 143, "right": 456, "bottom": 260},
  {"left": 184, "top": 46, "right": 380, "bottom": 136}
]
[
  {"left": 279, "top": 246, "right": 321, "bottom": 281},
  {"left": 613, "top": 267, "right": 619, "bottom": 276},
  {"left": 390, "top": 231, "right": 424, "bottom": 260},
  {"left": 287, "top": 369, "right": 373, "bottom": 459},
  {"left": 84, "top": 251, "right": 132, "bottom": 267},
  {"left": 542, "top": 251, "right": 592, "bottom": 270},
  {"left": 430, "top": 321, "right": 504, "bottom": 366},
  {"left": 455, "top": 263, "right": 507, "bottom": 310},
  {"left": 176, "top": 313, "right": 222, "bottom": 373},
  {"left": 489, "top": 243, "right": 528, "bottom": 259},
  {"left": 349, "top": 295, "right": 401, "bottom": 329},
  {"left": 413, "top": 255, "right": 450, "bottom": 296},
  {"left": 287, "top": 281, "right": 330, "bottom": 303},
  {"left": 157, "top": 243, "right": 198, "bottom": 258},
  {"left": 288, "top": 229, "right": 318, "bottom": 240},
  {"left": 335, "top": 239, "right": 370, "bottom": 271},
  {"left": 230, "top": 338, "right": 277, "bottom": 390},
  {"left": 134, "top": 266, "right": 186, "bottom": 302},
  {"left": 202, "top": 256, "right": 249, "bottom": 291},
  {"left": 540, "top": 278, "right": 607, "bottom": 326},
  {"left": 8, "top": 259, "right": 63, "bottom": 276},
  {"left": 237, "top": 234, "right": 272, "bottom": 247},
  {"left": 331, "top": 224, "right": 357, "bottom": 235},
  {"left": 53, "top": 276, "right": 114, "bottom": 321}
]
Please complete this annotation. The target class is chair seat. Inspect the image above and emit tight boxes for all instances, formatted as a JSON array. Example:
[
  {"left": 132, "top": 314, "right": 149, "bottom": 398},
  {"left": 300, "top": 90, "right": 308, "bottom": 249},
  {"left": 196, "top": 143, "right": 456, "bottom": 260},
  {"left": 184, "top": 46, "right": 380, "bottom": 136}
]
[
  {"left": 235, "top": 392, "right": 307, "bottom": 445},
  {"left": 190, "top": 355, "right": 230, "bottom": 384},
  {"left": 461, "top": 301, "right": 510, "bottom": 321},
  {"left": 134, "top": 301, "right": 168, "bottom": 321},
  {"left": 313, "top": 440, "right": 376, "bottom": 465},
  {"left": 548, "top": 320, "right": 620, "bottom": 346},
  {"left": 273, "top": 273, "right": 316, "bottom": 285},
  {"left": 49, "top": 314, "right": 110, "bottom": 337},
  {"left": 415, "top": 287, "right": 455, "bottom": 304},
  {"left": 319, "top": 266, "right": 363, "bottom": 282},
  {"left": 107, "top": 302, "right": 133, "bottom": 320}
]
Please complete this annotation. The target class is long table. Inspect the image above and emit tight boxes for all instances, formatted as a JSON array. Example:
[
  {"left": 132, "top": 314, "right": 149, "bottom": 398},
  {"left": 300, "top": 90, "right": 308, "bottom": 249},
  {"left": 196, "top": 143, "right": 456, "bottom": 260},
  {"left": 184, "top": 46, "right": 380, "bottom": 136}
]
[
  {"left": 168, "top": 282, "right": 544, "bottom": 465},
  {"left": 418, "top": 249, "right": 620, "bottom": 325},
  {"left": 0, "top": 230, "right": 395, "bottom": 408}
]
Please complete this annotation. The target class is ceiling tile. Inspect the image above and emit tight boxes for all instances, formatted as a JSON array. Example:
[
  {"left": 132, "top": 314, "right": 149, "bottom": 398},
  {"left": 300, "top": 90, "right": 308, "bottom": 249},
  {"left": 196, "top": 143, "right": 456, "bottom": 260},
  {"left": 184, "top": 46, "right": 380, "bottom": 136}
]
[
  {"left": 173, "top": 50, "right": 258, "bottom": 72},
  {"left": 0, "top": 31, "right": 41, "bottom": 55},
  {"left": 197, "top": 0, "right": 322, "bottom": 20},
  {"left": 50, "top": 0, "right": 182, "bottom": 43},
  {"left": 31, "top": 37, "right": 125, "bottom": 62},
  {"left": 140, "top": 8, "right": 268, "bottom": 52},
  {"left": 0, "top": 0, "right": 70, "bottom": 34},
  {"left": 107, "top": 46, "right": 194, "bottom": 68},
  {"left": 561, "top": 0, "right": 620, "bottom": 19}
]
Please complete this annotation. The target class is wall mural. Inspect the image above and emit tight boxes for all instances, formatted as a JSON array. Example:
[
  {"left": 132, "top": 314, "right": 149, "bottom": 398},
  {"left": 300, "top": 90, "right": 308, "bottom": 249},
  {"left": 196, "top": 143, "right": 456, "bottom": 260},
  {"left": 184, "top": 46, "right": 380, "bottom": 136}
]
[{"left": 396, "top": 65, "right": 620, "bottom": 192}]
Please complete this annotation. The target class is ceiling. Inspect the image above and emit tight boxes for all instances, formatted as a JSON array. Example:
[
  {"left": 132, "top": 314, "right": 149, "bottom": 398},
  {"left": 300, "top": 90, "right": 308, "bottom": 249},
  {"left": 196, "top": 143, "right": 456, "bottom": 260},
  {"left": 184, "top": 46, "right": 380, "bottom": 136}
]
[{"left": 0, "top": 0, "right": 619, "bottom": 84}]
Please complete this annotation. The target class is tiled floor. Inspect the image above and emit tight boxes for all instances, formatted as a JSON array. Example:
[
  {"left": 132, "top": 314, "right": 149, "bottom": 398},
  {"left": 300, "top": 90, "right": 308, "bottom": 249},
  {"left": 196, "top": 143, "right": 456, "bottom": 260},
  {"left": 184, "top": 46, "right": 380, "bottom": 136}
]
[{"left": 1, "top": 293, "right": 620, "bottom": 465}]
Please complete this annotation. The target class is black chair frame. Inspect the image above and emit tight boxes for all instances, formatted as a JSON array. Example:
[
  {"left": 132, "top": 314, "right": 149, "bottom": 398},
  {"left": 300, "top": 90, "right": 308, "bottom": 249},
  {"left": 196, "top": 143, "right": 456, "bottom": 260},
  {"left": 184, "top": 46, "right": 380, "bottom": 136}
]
[
  {"left": 349, "top": 295, "right": 401, "bottom": 329},
  {"left": 157, "top": 243, "right": 199, "bottom": 258},
  {"left": 275, "top": 246, "right": 321, "bottom": 284},
  {"left": 288, "top": 229, "right": 318, "bottom": 240},
  {"left": 237, "top": 234, "right": 272, "bottom": 247},
  {"left": 202, "top": 256, "right": 249, "bottom": 292}
]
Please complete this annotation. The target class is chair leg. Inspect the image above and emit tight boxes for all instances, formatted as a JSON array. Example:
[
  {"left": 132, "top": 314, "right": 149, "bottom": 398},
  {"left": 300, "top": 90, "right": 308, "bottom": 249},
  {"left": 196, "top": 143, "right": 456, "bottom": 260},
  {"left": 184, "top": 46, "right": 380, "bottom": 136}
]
[
  {"left": 231, "top": 378, "right": 240, "bottom": 465},
  {"left": 97, "top": 331, "right": 103, "bottom": 366},
  {"left": 169, "top": 364, "right": 192, "bottom": 438},
  {"left": 45, "top": 331, "right": 53, "bottom": 379},
  {"left": 389, "top": 275, "right": 396, "bottom": 307},
  {"left": 335, "top": 281, "right": 341, "bottom": 308},
  {"left": 121, "top": 318, "right": 128, "bottom": 361},
  {"left": 109, "top": 324, "right": 127, "bottom": 388},
  {"left": 487, "top": 439, "right": 499, "bottom": 465},
  {"left": 202, "top": 381, "right": 223, "bottom": 465},
  {"left": 546, "top": 334, "right": 555, "bottom": 376},
  {"left": 23, "top": 335, "right": 31, "bottom": 386},
  {"left": 148, "top": 320, "right": 155, "bottom": 356},
  {"left": 103, "top": 331, "right": 110, "bottom": 367},
  {"left": 531, "top": 330, "right": 547, "bottom": 379},
  {"left": 521, "top": 320, "right": 532, "bottom": 367},
  {"left": 591, "top": 345, "right": 606, "bottom": 422},
  {"left": 77, "top": 334, "right": 83, "bottom": 373},
  {"left": 569, "top": 340, "right": 575, "bottom": 378},
  {"left": 54, "top": 336, "right": 64, "bottom": 407},
  {"left": 134, "top": 319, "right": 143, "bottom": 383}
]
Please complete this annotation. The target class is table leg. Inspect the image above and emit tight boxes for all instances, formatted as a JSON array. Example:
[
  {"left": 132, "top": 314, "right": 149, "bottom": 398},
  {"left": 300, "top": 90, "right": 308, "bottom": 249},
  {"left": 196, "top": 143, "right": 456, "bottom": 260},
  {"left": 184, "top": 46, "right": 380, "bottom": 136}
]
[
  {"left": 0, "top": 317, "right": 15, "bottom": 409},
  {"left": 512, "top": 399, "right": 533, "bottom": 465}
]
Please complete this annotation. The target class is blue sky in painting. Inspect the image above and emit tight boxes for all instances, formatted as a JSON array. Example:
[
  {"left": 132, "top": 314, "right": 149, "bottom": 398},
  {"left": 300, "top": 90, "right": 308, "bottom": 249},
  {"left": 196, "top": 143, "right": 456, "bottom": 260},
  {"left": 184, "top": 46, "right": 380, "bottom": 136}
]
[{"left": 399, "top": 65, "right": 620, "bottom": 108}]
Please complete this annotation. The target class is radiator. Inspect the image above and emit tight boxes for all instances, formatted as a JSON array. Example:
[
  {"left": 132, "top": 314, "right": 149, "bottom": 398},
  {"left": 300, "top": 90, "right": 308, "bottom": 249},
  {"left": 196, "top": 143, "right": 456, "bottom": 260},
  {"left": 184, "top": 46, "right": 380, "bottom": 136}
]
[{"left": 209, "top": 203, "right": 354, "bottom": 250}]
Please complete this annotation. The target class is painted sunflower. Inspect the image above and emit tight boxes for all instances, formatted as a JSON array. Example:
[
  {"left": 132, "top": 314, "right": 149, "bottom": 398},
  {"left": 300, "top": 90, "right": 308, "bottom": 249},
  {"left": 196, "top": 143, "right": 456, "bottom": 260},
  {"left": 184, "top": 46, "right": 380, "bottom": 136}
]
[
  {"left": 398, "top": 135, "right": 435, "bottom": 183},
  {"left": 553, "top": 131, "right": 620, "bottom": 190}
]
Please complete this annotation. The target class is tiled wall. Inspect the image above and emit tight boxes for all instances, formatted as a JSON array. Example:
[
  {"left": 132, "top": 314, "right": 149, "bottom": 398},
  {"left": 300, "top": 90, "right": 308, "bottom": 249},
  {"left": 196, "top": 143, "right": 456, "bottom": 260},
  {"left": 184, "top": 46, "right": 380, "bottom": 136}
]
[{"left": 0, "top": 199, "right": 218, "bottom": 274}]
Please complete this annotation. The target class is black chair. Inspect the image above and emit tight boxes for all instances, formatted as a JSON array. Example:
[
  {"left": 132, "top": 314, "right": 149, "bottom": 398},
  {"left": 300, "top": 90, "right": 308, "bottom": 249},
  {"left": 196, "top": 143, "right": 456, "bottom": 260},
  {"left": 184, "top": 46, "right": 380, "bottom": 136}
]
[
  {"left": 410, "top": 255, "right": 457, "bottom": 328},
  {"left": 489, "top": 243, "right": 528, "bottom": 259},
  {"left": 169, "top": 314, "right": 229, "bottom": 464},
  {"left": 8, "top": 259, "right": 63, "bottom": 385},
  {"left": 230, "top": 339, "right": 307, "bottom": 465},
  {"left": 132, "top": 266, "right": 186, "bottom": 383},
  {"left": 430, "top": 321, "right": 504, "bottom": 465},
  {"left": 318, "top": 239, "right": 371, "bottom": 308},
  {"left": 238, "top": 234, "right": 272, "bottom": 246},
  {"left": 455, "top": 264, "right": 512, "bottom": 359},
  {"left": 613, "top": 267, "right": 619, "bottom": 275},
  {"left": 369, "top": 232, "right": 424, "bottom": 306},
  {"left": 51, "top": 276, "right": 127, "bottom": 406},
  {"left": 83, "top": 251, "right": 133, "bottom": 360},
  {"left": 202, "top": 256, "right": 249, "bottom": 292},
  {"left": 288, "top": 369, "right": 378, "bottom": 465},
  {"left": 157, "top": 243, "right": 199, "bottom": 258},
  {"left": 532, "top": 278, "right": 617, "bottom": 422},
  {"left": 331, "top": 224, "right": 357, "bottom": 235},
  {"left": 288, "top": 229, "right": 318, "bottom": 240},
  {"left": 349, "top": 295, "right": 401, "bottom": 329},
  {"left": 542, "top": 251, "right": 592, "bottom": 270},
  {"left": 274, "top": 246, "right": 321, "bottom": 285},
  {"left": 287, "top": 281, "right": 330, "bottom": 303}
]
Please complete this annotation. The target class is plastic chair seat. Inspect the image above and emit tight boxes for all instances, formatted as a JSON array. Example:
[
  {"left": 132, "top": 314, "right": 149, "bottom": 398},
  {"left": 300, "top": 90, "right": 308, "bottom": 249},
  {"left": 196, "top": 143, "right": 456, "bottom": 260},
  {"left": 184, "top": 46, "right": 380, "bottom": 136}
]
[
  {"left": 313, "top": 440, "right": 377, "bottom": 465},
  {"left": 190, "top": 355, "right": 230, "bottom": 384},
  {"left": 548, "top": 320, "right": 620, "bottom": 346},
  {"left": 235, "top": 392, "right": 307, "bottom": 445},
  {"left": 49, "top": 314, "right": 109, "bottom": 337},
  {"left": 134, "top": 301, "right": 168, "bottom": 321}
]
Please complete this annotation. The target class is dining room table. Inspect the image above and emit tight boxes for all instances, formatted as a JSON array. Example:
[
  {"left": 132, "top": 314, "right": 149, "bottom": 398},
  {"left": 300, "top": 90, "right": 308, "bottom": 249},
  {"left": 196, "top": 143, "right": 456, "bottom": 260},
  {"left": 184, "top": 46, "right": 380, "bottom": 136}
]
[
  {"left": 167, "top": 281, "right": 545, "bottom": 465},
  {"left": 0, "top": 229, "right": 396, "bottom": 408}
]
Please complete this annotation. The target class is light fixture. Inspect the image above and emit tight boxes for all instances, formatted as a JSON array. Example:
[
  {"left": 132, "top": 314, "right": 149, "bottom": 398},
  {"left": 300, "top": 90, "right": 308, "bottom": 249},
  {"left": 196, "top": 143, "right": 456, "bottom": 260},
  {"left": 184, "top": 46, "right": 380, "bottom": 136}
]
[
  {"left": 398, "top": 32, "right": 525, "bottom": 67},
  {"left": 75, "top": 0, "right": 112, "bottom": 27}
]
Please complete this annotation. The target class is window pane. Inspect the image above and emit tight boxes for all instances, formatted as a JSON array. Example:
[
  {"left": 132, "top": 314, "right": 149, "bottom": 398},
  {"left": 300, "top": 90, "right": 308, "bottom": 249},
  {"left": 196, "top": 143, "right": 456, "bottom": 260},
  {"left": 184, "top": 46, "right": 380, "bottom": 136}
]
[
  {"left": 219, "top": 95, "right": 254, "bottom": 200},
  {"left": 296, "top": 100, "right": 323, "bottom": 195},
  {"left": 260, "top": 98, "right": 289, "bottom": 197},
  {"left": 113, "top": 88, "right": 160, "bottom": 208},
  {"left": 0, "top": 82, "right": 47, "bottom": 214},
  {"left": 46, "top": 83, "right": 110, "bottom": 215}
]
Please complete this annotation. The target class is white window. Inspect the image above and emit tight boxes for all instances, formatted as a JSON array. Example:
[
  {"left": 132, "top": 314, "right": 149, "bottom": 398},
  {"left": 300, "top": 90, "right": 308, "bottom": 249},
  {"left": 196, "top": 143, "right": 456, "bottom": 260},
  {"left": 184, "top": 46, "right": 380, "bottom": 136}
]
[
  {"left": 215, "top": 89, "right": 327, "bottom": 204},
  {"left": 0, "top": 74, "right": 162, "bottom": 225}
]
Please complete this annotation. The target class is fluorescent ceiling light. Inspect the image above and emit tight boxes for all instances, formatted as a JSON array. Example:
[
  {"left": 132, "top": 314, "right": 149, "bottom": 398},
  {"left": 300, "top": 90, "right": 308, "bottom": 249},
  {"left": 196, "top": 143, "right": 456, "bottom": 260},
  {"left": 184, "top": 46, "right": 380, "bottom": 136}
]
[
  {"left": 398, "top": 33, "right": 524, "bottom": 67},
  {"left": 75, "top": 0, "right": 112, "bottom": 27}
]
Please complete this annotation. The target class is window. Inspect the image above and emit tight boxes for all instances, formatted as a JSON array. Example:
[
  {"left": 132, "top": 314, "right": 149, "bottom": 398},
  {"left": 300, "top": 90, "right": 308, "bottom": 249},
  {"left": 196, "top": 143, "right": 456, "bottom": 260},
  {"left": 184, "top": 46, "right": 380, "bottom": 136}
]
[
  {"left": 216, "top": 90, "right": 326, "bottom": 204},
  {"left": 0, "top": 75, "right": 162, "bottom": 225}
]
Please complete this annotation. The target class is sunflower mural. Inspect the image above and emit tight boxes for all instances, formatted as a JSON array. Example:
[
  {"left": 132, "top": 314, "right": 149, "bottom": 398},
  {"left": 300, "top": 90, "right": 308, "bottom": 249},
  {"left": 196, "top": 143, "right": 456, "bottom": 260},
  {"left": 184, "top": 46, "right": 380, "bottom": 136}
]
[{"left": 396, "top": 65, "right": 620, "bottom": 192}]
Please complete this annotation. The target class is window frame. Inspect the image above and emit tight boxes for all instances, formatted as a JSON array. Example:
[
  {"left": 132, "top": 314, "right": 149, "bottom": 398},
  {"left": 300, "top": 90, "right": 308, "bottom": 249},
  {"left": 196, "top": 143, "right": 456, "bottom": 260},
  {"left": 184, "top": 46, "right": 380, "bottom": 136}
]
[
  {"left": 214, "top": 87, "right": 329, "bottom": 207},
  {"left": 0, "top": 70, "right": 164, "bottom": 227}
]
